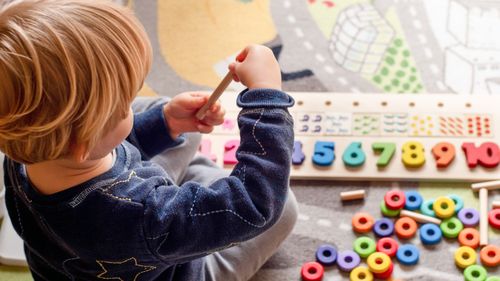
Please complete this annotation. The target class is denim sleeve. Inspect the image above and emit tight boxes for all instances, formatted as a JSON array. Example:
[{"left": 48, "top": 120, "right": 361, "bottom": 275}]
[
  {"left": 142, "top": 88, "right": 295, "bottom": 264},
  {"left": 126, "top": 104, "right": 185, "bottom": 160}
]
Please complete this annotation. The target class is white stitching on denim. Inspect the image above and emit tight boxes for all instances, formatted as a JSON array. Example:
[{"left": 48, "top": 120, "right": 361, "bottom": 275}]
[
  {"left": 98, "top": 171, "right": 144, "bottom": 202},
  {"left": 13, "top": 195, "right": 24, "bottom": 236},
  {"left": 96, "top": 257, "right": 156, "bottom": 281},
  {"left": 62, "top": 256, "right": 80, "bottom": 280},
  {"left": 238, "top": 109, "right": 266, "bottom": 156}
]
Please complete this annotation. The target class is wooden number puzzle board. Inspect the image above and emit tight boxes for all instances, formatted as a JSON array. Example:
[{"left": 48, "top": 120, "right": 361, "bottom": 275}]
[{"left": 201, "top": 92, "right": 500, "bottom": 182}]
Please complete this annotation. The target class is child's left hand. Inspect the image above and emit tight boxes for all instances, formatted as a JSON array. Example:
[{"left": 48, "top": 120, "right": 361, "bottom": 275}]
[{"left": 163, "top": 92, "right": 225, "bottom": 139}]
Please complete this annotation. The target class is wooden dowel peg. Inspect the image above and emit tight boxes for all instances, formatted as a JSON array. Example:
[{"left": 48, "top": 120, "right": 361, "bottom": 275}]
[
  {"left": 400, "top": 209, "right": 442, "bottom": 225},
  {"left": 340, "top": 190, "right": 366, "bottom": 201},
  {"left": 479, "top": 188, "right": 488, "bottom": 246},
  {"left": 493, "top": 201, "right": 500, "bottom": 209},
  {"left": 471, "top": 180, "right": 500, "bottom": 192},
  {"left": 196, "top": 72, "right": 234, "bottom": 120}
]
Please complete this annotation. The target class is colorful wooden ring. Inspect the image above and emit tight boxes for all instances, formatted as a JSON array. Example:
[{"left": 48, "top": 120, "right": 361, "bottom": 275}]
[
  {"left": 394, "top": 217, "right": 418, "bottom": 239},
  {"left": 440, "top": 217, "right": 463, "bottom": 239},
  {"left": 301, "top": 262, "right": 324, "bottom": 281},
  {"left": 488, "top": 209, "right": 500, "bottom": 229},
  {"left": 373, "top": 218, "right": 395, "bottom": 237},
  {"left": 315, "top": 244, "right": 337, "bottom": 266},
  {"left": 350, "top": 266, "right": 373, "bottom": 281},
  {"left": 463, "top": 265, "right": 487, "bottom": 281},
  {"left": 458, "top": 228, "right": 480, "bottom": 249},
  {"left": 480, "top": 245, "right": 500, "bottom": 267},
  {"left": 384, "top": 190, "right": 406, "bottom": 210},
  {"left": 372, "top": 261, "right": 394, "bottom": 280},
  {"left": 396, "top": 244, "right": 419, "bottom": 266},
  {"left": 454, "top": 246, "right": 477, "bottom": 269},
  {"left": 419, "top": 223, "right": 442, "bottom": 245},
  {"left": 458, "top": 208, "right": 480, "bottom": 227},
  {"left": 380, "top": 201, "right": 400, "bottom": 217},
  {"left": 448, "top": 194, "right": 464, "bottom": 213},
  {"left": 352, "top": 212, "right": 375, "bottom": 233},
  {"left": 420, "top": 199, "right": 436, "bottom": 217},
  {"left": 367, "top": 252, "right": 391, "bottom": 273},
  {"left": 376, "top": 237, "right": 399, "bottom": 258},
  {"left": 404, "top": 191, "right": 423, "bottom": 211},
  {"left": 486, "top": 277, "right": 500, "bottom": 281},
  {"left": 433, "top": 196, "right": 456, "bottom": 219},
  {"left": 337, "top": 250, "right": 361, "bottom": 272},
  {"left": 353, "top": 237, "right": 376, "bottom": 259}
]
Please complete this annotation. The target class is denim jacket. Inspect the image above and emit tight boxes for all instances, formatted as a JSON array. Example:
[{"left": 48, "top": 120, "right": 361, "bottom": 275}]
[{"left": 3, "top": 88, "right": 295, "bottom": 281}]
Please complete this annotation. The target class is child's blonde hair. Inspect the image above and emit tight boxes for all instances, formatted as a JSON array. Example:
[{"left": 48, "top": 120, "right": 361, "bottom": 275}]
[{"left": 0, "top": 0, "right": 152, "bottom": 164}]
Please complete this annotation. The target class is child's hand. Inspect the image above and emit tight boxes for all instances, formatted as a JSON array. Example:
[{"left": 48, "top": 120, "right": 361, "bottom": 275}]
[
  {"left": 229, "top": 44, "right": 282, "bottom": 90},
  {"left": 163, "top": 92, "right": 225, "bottom": 139}
]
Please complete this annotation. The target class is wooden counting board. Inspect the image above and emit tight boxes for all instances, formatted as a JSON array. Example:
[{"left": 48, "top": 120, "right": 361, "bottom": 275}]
[{"left": 200, "top": 92, "right": 500, "bottom": 182}]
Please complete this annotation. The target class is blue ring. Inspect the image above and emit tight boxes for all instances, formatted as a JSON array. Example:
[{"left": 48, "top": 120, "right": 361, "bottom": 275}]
[
  {"left": 448, "top": 194, "right": 464, "bottom": 214},
  {"left": 373, "top": 218, "right": 394, "bottom": 237},
  {"left": 404, "top": 191, "right": 423, "bottom": 211},
  {"left": 315, "top": 244, "right": 337, "bottom": 266},
  {"left": 419, "top": 223, "right": 442, "bottom": 245},
  {"left": 396, "top": 244, "right": 419, "bottom": 265},
  {"left": 420, "top": 199, "right": 436, "bottom": 217}
]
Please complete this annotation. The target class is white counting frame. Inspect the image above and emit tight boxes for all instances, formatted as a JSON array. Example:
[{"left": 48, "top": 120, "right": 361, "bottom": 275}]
[{"left": 200, "top": 92, "right": 500, "bottom": 182}]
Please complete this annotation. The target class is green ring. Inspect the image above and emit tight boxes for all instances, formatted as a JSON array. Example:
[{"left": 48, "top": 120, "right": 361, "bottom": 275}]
[
  {"left": 464, "top": 265, "right": 487, "bottom": 281},
  {"left": 381, "top": 200, "right": 400, "bottom": 217},
  {"left": 440, "top": 217, "right": 463, "bottom": 238},
  {"left": 486, "top": 277, "right": 500, "bottom": 281},
  {"left": 420, "top": 199, "right": 436, "bottom": 217},
  {"left": 353, "top": 236, "right": 376, "bottom": 258}
]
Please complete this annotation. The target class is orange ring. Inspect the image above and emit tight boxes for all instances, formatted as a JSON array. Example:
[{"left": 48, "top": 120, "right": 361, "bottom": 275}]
[
  {"left": 480, "top": 245, "right": 500, "bottom": 267},
  {"left": 458, "top": 228, "right": 480, "bottom": 249},
  {"left": 394, "top": 217, "right": 418, "bottom": 239},
  {"left": 352, "top": 212, "right": 375, "bottom": 233}
]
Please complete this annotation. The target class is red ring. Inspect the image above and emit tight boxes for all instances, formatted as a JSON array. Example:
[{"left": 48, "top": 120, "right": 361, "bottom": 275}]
[
  {"left": 373, "top": 261, "right": 394, "bottom": 279},
  {"left": 384, "top": 190, "right": 406, "bottom": 210},
  {"left": 376, "top": 237, "right": 399, "bottom": 258},
  {"left": 301, "top": 262, "right": 324, "bottom": 281},
  {"left": 488, "top": 209, "right": 500, "bottom": 229},
  {"left": 480, "top": 245, "right": 500, "bottom": 267},
  {"left": 394, "top": 217, "right": 418, "bottom": 239},
  {"left": 352, "top": 212, "right": 375, "bottom": 233}
]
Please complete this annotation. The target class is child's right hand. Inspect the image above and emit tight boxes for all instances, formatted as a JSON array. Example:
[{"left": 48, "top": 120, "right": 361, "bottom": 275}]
[{"left": 229, "top": 45, "right": 282, "bottom": 90}]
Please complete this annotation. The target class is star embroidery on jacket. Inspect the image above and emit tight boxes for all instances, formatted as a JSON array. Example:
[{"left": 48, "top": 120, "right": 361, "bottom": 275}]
[{"left": 96, "top": 257, "right": 156, "bottom": 281}]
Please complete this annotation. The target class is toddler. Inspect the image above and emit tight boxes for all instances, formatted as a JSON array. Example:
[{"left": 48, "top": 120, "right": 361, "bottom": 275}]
[{"left": 0, "top": 0, "right": 298, "bottom": 280}]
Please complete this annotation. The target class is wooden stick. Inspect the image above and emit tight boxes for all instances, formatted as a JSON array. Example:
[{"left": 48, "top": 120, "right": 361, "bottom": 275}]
[
  {"left": 195, "top": 72, "right": 233, "bottom": 120},
  {"left": 493, "top": 201, "right": 500, "bottom": 209},
  {"left": 479, "top": 188, "right": 488, "bottom": 246},
  {"left": 400, "top": 210, "right": 442, "bottom": 225},
  {"left": 471, "top": 180, "right": 500, "bottom": 192},
  {"left": 340, "top": 190, "right": 365, "bottom": 201}
]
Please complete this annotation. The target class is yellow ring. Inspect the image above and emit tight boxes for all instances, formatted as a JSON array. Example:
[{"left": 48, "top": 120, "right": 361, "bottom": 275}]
[
  {"left": 350, "top": 266, "right": 373, "bottom": 281},
  {"left": 433, "top": 196, "right": 456, "bottom": 218},
  {"left": 367, "top": 252, "right": 391, "bottom": 273},
  {"left": 455, "top": 246, "right": 477, "bottom": 269}
]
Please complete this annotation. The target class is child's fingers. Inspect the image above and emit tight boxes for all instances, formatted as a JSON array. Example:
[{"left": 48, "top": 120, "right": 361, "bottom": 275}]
[
  {"left": 228, "top": 63, "right": 240, "bottom": 82},
  {"left": 196, "top": 123, "right": 214, "bottom": 134}
]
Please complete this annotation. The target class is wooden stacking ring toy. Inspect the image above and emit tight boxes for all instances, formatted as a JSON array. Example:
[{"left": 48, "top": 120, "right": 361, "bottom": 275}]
[
  {"left": 376, "top": 237, "right": 398, "bottom": 258},
  {"left": 350, "top": 266, "right": 373, "bottom": 281},
  {"left": 315, "top": 244, "right": 337, "bottom": 266},
  {"left": 458, "top": 208, "right": 480, "bottom": 227},
  {"left": 433, "top": 196, "right": 456, "bottom": 218},
  {"left": 301, "top": 262, "right": 324, "bottom": 281},
  {"left": 396, "top": 244, "right": 419, "bottom": 265},
  {"left": 367, "top": 252, "right": 391, "bottom": 273},
  {"left": 404, "top": 190, "right": 423, "bottom": 211},
  {"left": 337, "top": 250, "right": 361, "bottom": 272},
  {"left": 479, "top": 245, "right": 500, "bottom": 267},
  {"left": 420, "top": 199, "right": 436, "bottom": 217},
  {"left": 419, "top": 223, "right": 442, "bottom": 245},
  {"left": 448, "top": 194, "right": 464, "bottom": 213},
  {"left": 463, "top": 264, "right": 487, "bottom": 281},
  {"left": 489, "top": 209, "right": 500, "bottom": 229},
  {"left": 384, "top": 190, "right": 406, "bottom": 210},
  {"left": 454, "top": 246, "right": 477, "bottom": 269},
  {"left": 353, "top": 237, "right": 376, "bottom": 258},
  {"left": 380, "top": 201, "right": 400, "bottom": 217},
  {"left": 373, "top": 218, "right": 395, "bottom": 237},
  {"left": 372, "top": 262, "right": 394, "bottom": 280},
  {"left": 394, "top": 217, "right": 418, "bottom": 239},
  {"left": 458, "top": 228, "right": 480, "bottom": 249},
  {"left": 352, "top": 212, "right": 375, "bottom": 233},
  {"left": 440, "top": 217, "right": 463, "bottom": 239}
]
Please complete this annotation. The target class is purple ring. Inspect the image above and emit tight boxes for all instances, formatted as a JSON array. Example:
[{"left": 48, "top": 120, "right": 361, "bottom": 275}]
[
  {"left": 458, "top": 208, "right": 479, "bottom": 227},
  {"left": 373, "top": 218, "right": 394, "bottom": 237},
  {"left": 336, "top": 250, "right": 361, "bottom": 272}
]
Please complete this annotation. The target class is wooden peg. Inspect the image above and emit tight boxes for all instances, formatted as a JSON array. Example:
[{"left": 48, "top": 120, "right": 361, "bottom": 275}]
[
  {"left": 493, "top": 201, "right": 500, "bottom": 209},
  {"left": 471, "top": 180, "right": 500, "bottom": 192},
  {"left": 479, "top": 188, "right": 488, "bottom": 246},
  {"left": 399, "top": 209, "right": 442, "bottom": 225},
  {"left": 196, "top": 72, "right": 233, "bottom": 120},
  {"left": 340, "top": 190, "right": 366, "bottom": 201}
]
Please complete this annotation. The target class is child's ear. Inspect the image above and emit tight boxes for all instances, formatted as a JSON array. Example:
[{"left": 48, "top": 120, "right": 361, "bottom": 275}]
[{"left": 71, "top": 143, "right": 89, "bottom": 163}]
